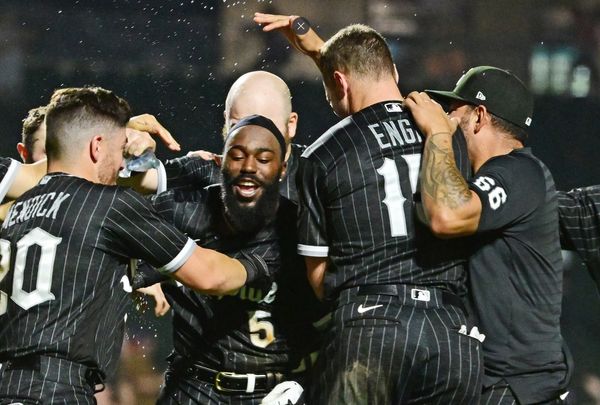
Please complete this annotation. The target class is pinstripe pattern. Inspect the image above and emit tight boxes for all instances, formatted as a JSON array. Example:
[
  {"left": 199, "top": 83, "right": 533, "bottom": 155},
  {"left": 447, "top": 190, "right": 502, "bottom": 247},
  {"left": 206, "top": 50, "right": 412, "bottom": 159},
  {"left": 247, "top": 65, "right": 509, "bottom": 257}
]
[
  {"left": 163, "top": 144, "right": 306, "bottom": 203},
  {"left": 0, "top": 173, "right": 195, "bottom": 403},
  {"left": 308, "top": 293, "right": 482, "bottom": 405},
  {"left": 297, "top": 102, "right": 471, "bottom": 298},
  {"left": 297, "top": 101, "right": 478, "bottom": 403},
  {"left": 152, "top": 186, "right": 302, "bottom": 403},
  {"left": 0, "top": 356, "right": 96, "bottom": 404},
  {"left": 0, "top": 157, "right": 21, "bottom": 203},
  {"left": 558, "top": 185, "right": 600, "bottom": 289}
]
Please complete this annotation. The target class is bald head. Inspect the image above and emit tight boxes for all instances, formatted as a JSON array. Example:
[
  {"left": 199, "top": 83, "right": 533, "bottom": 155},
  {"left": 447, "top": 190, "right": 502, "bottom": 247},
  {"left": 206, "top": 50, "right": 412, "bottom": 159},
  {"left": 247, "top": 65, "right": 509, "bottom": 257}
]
[{"left": 223, "top": 71, "right": 297, "bottom": 145}]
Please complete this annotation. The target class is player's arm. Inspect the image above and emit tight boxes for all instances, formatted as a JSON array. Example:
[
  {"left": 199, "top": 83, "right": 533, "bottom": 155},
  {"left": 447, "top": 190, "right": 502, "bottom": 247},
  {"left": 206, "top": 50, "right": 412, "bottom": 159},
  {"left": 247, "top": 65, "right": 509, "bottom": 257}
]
[
  {"left": 4, "top": 159, "right": 47, "bottom": 201},
  {"left": 404, "top": 91, "right": 481, "bottom": 237},
  {"left": 254, "top": 13, "right": 325, "bottom": 68},
  {"left": 305, "top": 256, "right": 327, "bottom": 300},
  {"left": 170, "top": 244, "right": 248, "bottom": 295},
  {"left": 558, "top": 186, "right": 600, "bottom": 255}
]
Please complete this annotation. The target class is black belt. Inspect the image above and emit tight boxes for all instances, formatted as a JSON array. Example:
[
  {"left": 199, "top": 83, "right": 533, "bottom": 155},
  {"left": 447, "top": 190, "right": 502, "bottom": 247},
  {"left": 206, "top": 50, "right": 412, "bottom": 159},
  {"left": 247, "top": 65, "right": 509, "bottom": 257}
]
[
  {"left": 2, "top": 354, "right": 105, "bottom": 393},
  {"left": 356, "top": 284, "right": 468, "bottom": 315},
  {"left": 176, "top": 362, "right": 284, "bottom": 393}
]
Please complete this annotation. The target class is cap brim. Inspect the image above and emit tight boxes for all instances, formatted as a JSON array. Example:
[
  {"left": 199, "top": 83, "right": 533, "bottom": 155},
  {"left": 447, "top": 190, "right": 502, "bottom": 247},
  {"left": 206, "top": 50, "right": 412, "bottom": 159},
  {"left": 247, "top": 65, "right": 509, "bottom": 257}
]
[
  {"left": 424, "top": 90, "right": 471, "bottom": 112},
  {"left": 424, "top": 90, "right": 468, "bottom": 103}
]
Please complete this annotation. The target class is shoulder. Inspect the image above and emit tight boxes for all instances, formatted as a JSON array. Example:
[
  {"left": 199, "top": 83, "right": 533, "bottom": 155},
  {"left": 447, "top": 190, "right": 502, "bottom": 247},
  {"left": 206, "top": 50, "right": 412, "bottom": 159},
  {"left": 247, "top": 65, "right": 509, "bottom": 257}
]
[
  {"left": 153, "top": 184, "right": 211, "bottom": 209},
  {"left": 302, "top": 116, "right": 354, "bottom": 159},
  {"left": 480, "top": 149, "right": 546, "bottom": 181}
]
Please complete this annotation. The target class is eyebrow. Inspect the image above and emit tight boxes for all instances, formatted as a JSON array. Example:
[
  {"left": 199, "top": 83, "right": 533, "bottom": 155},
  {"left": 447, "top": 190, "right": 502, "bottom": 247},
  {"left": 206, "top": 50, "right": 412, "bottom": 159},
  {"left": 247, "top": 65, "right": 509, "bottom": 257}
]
[{"left": 228, "top": 145, "right": 275, "bottom": 154}]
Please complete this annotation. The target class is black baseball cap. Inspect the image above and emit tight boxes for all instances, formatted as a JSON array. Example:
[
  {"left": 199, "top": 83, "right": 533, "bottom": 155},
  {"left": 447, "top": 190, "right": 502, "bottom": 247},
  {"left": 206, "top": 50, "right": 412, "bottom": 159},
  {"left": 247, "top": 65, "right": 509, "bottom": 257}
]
[{"left": 426, "top": 66, "right": 533, "bottom": 130}]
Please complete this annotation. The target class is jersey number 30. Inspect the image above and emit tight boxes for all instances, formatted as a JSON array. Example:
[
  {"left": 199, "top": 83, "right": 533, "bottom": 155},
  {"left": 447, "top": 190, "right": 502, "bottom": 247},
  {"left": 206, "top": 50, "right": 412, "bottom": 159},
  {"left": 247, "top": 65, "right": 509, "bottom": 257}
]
[
  {"left": 377, "top": 155, "right": 421, "bottom": 237},
  {"left": 0, "top": 227, "right": 61, "bottom": 315}
]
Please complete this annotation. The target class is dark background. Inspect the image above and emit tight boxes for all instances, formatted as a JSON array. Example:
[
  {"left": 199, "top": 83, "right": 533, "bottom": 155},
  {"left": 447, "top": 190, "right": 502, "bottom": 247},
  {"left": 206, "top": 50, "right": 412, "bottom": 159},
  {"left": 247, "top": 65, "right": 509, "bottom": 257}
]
[{"left": 1, "top": 0, "right": 599, "bottom": 403}]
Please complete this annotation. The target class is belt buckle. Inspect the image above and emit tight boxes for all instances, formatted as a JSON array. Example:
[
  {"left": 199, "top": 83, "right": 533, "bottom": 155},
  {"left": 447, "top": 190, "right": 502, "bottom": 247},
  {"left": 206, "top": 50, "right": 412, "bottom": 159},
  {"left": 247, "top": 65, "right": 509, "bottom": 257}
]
[{"left": 215, "top": 371, "right": 243, "bottom": 393}]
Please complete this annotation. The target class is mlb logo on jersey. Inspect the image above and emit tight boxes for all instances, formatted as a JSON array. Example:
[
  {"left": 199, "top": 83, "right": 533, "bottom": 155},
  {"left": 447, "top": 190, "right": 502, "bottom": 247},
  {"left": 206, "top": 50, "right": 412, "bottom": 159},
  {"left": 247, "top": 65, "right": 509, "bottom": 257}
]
[
  {"left": 384, "top": 102, "right": 402, "bottom": 113},
  {"left": 411, "top": 288, "right": 431, "bottom": 302}
]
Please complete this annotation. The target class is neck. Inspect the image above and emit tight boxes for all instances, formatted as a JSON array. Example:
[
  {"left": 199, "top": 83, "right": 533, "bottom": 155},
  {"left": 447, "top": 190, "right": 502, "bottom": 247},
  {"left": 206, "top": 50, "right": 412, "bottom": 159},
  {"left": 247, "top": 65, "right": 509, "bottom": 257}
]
[
  {"left": 348, "top": 77, "right": 402, "bottom": 114},
  {"left": 472, "top": 137, "right": 523, "bottom": 173},
  {"left": 47, "top": 160, "right": 95, "bottom": 182}
]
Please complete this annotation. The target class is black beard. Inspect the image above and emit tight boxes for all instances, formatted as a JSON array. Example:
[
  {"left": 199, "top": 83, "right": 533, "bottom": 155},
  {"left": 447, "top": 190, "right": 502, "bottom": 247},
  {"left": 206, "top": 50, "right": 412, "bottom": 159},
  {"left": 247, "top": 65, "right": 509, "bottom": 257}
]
[{"left": 220, "top": 171, "right": 280, "bottom": 234}]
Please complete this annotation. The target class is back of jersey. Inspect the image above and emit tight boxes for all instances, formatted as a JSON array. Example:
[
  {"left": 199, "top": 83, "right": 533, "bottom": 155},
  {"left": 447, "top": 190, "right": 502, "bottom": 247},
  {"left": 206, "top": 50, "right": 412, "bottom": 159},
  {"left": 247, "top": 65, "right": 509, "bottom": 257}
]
[
  {"left": 298, "top": 101, "right": 469, "bottom": 299},
  {"left": 0, "top": 174, "right": 125, "bottom": 366}
]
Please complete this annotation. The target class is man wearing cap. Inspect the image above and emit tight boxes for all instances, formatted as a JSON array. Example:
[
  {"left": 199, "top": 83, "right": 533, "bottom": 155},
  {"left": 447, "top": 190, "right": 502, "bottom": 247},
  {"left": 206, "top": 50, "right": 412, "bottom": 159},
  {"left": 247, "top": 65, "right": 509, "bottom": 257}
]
[{"left": 405, "top": 66, "right": 570, "bottom": 404}]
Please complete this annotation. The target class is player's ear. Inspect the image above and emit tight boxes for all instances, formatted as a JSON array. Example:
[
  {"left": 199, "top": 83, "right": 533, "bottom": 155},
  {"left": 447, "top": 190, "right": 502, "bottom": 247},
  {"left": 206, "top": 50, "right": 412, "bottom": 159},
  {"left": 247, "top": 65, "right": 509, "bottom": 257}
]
[
  {"left": 333, "top": 70, "right": 348, "bottom": 99},
  {"left": 90, "top": 135, "right": 102, "bottom": 163},
  {"left": 287, "top": 112, "right": 298, "bottom": 141},
  {"left": 393, "top": 63, "right": 399, "bottom": 84},
  {"left": 16, "top": 143, "right": 29, "bottom": 163},
  {"left": 214, "top": 154, "right": 222, "bottom": 167}
]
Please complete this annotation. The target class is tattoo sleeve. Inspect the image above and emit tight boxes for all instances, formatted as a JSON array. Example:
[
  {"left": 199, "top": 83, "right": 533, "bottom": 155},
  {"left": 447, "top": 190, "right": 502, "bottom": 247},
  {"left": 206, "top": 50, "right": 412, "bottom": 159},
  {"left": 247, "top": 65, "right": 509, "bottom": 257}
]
[{"left": 420, "top": 132, "right": 472, "bottom": 210}]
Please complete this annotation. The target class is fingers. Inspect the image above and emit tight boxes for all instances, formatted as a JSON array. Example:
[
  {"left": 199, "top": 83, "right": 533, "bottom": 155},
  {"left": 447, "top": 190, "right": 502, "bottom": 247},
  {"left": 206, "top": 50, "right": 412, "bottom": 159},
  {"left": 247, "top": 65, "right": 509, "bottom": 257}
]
[
  {"left": 125, "top": 128, "right": 156, "bottom": 157},
  {"left": 186, "top": 150, "right": 216, "bottom": 161},
  {"left": 127, "top": 114, "right": 181, "bottom": 152},
  {"left": 253, "top": 13, "right": 295, "bottom": 31},
  {"left": 154, "top": 297, "right": 170, "bottom": 317}
]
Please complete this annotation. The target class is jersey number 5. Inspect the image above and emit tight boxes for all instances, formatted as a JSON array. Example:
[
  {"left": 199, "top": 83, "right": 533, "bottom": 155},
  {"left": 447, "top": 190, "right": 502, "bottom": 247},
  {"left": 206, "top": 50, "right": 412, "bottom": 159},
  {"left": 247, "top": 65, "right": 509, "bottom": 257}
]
[
  {"left": 0, "top": 227, "right": 61, "bottom": 316},
  {"left": 377, "top": 155, "right": 421, "bottom": 237}
]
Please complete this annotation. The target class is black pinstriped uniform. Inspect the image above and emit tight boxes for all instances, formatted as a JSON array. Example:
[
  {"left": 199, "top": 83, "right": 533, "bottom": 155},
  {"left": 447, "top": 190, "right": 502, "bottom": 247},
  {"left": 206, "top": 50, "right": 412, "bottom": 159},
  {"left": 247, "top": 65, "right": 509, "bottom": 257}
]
[
  {"left": 0, "top": 173, "right": 196, "bottom": 405},
  {"left": 163, "top": 143, "right": 306, "bottom": 203},
  {"left": 150, "top": 185, "right": 318, "bottom": 405},
  {"left": 467, "top": 149, "right": 569, "bottom": 404},
  {"left": 297, "top": 101, "right": 481, "bottom": 404},
  {"left": 558, "top": 185, "right": 600, "bottom": 293},
  {"left": 0, "top": 157, "right": 21, "bottom": 204}
]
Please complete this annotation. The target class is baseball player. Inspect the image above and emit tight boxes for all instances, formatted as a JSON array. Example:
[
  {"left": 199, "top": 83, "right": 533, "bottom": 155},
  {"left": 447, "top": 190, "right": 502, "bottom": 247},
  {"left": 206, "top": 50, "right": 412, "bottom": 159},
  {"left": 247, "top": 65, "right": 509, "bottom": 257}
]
[
  {"left": 130, "top": 115, "right": 309, "bottom": 404},
  {"left": 406, "top": 66, "right": 570, "bottom": 403},
  {"left": 0, "top": 87, "right": 267, "bottom": 404},
  {"left": 254, "top": 13, "right": 482, "bottom": 404}
]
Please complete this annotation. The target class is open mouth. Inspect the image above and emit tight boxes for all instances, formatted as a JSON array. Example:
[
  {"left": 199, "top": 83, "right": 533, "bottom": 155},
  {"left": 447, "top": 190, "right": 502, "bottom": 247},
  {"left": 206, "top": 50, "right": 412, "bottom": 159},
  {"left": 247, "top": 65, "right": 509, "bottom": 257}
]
[{"left": 233, "top": 178, "right": 262, "bottom": 200}]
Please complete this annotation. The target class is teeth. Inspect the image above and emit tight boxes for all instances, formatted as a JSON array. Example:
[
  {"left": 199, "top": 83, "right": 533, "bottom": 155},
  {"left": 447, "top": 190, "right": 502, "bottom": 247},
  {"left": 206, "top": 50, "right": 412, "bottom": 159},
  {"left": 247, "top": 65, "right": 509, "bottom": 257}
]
[{"left": 239, "top": 182, "right": 256, "bottom": 187}]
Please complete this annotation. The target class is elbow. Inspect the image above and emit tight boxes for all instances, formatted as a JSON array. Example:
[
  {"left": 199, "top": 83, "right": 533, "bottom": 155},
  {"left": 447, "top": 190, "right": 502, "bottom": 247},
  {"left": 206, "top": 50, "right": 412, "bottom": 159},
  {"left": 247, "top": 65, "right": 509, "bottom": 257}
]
[{"left": 428, "top": 211, "right": 464, "bottom": 239}]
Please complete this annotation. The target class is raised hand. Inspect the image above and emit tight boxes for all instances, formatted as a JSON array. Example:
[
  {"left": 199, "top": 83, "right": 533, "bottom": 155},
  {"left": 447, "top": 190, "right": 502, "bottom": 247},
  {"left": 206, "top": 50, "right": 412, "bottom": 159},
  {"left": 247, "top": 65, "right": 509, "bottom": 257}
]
[{"left": 253, "top": 12, "right": 325, "bottom": 63}]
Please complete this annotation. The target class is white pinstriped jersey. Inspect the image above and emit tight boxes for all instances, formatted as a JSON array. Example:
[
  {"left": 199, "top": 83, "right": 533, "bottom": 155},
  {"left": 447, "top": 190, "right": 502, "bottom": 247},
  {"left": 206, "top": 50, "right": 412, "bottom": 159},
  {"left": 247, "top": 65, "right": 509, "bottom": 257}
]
[
  {"left": 297, "top": 101, "right": 472, "bottom": 300},
  {"left": 0, "top": 173, "right": 195, "bottom": 371}
]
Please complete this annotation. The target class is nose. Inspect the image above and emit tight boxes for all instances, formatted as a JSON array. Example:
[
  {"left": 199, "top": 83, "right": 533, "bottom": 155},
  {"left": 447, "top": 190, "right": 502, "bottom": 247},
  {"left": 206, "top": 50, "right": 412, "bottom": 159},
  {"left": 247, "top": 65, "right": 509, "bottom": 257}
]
[{"left": 241, "top": 156, "right": 257, "bottom": 174}]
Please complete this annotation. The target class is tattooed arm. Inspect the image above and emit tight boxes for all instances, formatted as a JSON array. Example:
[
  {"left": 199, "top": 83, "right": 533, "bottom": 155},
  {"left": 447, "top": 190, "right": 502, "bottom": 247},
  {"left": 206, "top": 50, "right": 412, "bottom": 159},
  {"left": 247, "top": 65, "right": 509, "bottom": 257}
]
[{"left": 405, "top": 91, "right": 482, "bottom": 238}]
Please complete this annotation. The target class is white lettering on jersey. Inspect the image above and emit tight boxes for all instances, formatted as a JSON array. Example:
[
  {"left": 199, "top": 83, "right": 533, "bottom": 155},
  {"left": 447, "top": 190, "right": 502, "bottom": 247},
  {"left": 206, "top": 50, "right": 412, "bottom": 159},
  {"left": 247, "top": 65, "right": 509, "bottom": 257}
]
[
  {"left": 473, "top": 176, "right": 507, "bottom": 210},
  {"left": 369, "top": 120, "right": 423, "bottom": 151},
  {"left": 4, "top": 192, "right": 72, "bottom": 228}
]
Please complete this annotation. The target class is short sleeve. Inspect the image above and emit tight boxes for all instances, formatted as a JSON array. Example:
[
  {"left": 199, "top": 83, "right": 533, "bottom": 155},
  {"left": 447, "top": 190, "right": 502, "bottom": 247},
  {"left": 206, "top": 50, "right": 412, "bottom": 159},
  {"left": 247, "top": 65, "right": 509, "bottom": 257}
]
[
  {"left": 164, "top": 155, "right": 221, "bottom": 190},
  {"left": 469, "top": 154, "right": 545, "bottom": 232},
  {"left": 99, "top": 188, "right": 195, "bottom": 273},
  {"left": 0, "top": 158, "right": 21, "bottom": 202},
  {"left": 296, "top": 157, "right": 329, "bottom": 257}
]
